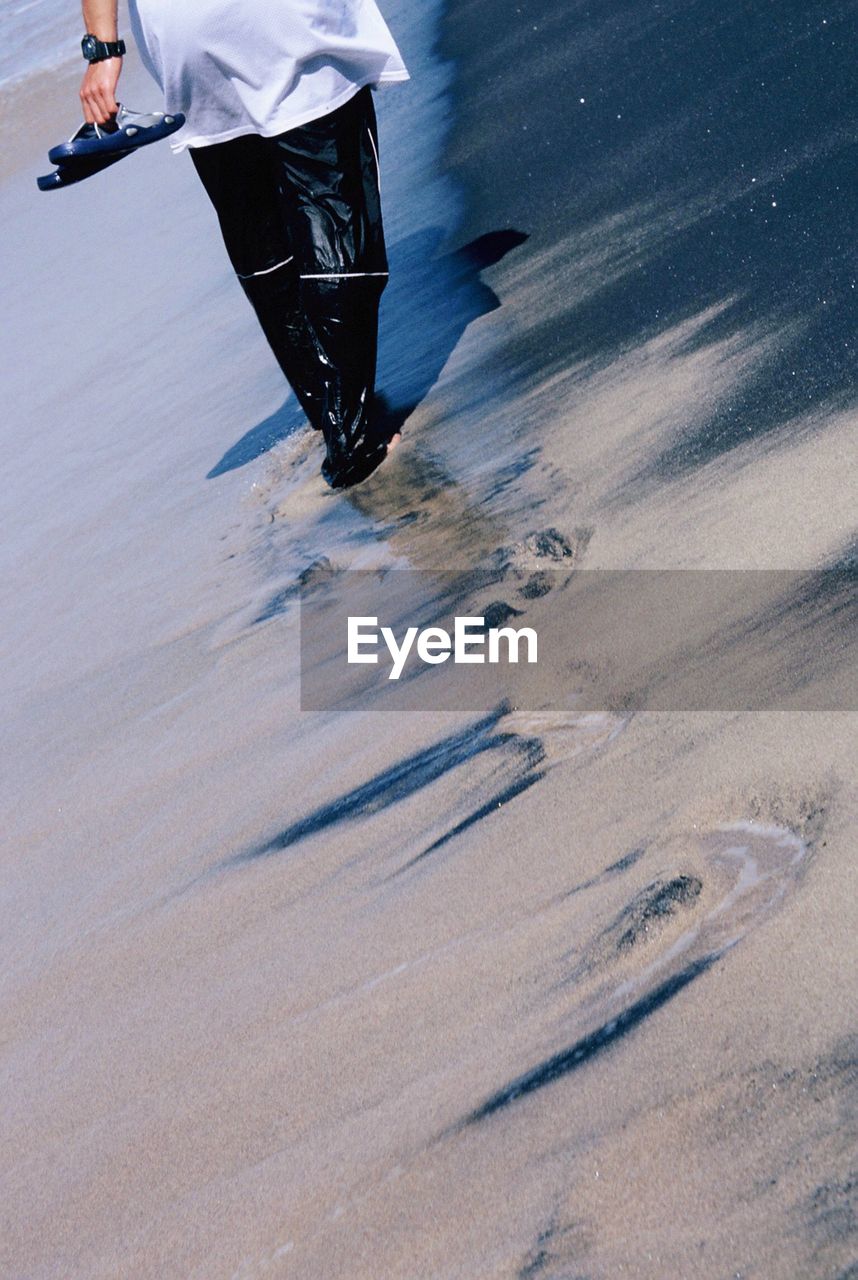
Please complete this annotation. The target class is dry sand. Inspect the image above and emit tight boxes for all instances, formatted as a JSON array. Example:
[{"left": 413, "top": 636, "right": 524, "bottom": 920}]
[{"left": 1, "top": 2, "right": 856, "bottom": 1278}]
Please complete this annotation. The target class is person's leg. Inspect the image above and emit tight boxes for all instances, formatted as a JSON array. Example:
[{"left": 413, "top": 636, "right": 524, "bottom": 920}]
[
  {"left": 189, "top": 135, "right": 326, "bottom": 431},
  {"left": 190, "top": 90, "right": 395, "bottom": 487},
  {"left": 270, "top": 87, "right": 394, "bottom": 487}
]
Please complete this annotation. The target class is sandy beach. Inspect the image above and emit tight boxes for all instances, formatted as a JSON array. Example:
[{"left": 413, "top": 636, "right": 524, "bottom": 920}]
[{"left": 1, "top": 1, "right": 856, "bottom": 1277}]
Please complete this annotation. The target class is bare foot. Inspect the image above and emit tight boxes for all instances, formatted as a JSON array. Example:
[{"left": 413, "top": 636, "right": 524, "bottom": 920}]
[{"left": 386, "top": 432, "right": 401, "bottom": 454}]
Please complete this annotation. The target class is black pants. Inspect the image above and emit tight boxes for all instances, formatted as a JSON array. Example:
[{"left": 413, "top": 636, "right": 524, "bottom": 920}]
[{"left": 191, "top": 87, "right": 390, "bottom": 488}]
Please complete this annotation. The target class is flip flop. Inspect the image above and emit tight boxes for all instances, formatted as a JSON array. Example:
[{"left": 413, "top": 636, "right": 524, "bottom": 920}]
[
  {"left": 47, "top": 105, "right": 184, "bottom": 163},
  {"left": 37, "top": 106, "right": 185, "bottom": 192},
  {"left": 37, "top": 149, "right": 130, "bottom": 191}
]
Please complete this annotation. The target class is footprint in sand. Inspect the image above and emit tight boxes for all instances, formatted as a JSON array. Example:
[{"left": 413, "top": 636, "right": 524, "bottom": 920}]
[
  {"left": 452, "top": 526, "right": 594, "bottom": 643},
  {"left": 465, "top": 820, "right": 809, "bottom": 1124},
  {"left": 252, "top": 555, "right": 337, "bottom": 623},
  {"left": 490, "top": 525, "right": 594, "bottom": 601},
  {"left": 585, "top": 821, "right": 808, "bottom": 1006}
]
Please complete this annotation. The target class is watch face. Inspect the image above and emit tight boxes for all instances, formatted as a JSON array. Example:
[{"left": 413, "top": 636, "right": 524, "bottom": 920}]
[{"left": 81, "top": 34, "right": 98, "bottom": 60}]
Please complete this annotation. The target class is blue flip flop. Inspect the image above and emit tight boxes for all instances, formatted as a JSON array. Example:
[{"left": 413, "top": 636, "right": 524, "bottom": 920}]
[
  {"left": 37, "top": 149, "right": 130, "bottom": 191},
  {"left": 48, "top": 105, "right": 184, "bottom": 163},
  {"left": 37, "top": 105, "right": 185, "bottom": 190}
]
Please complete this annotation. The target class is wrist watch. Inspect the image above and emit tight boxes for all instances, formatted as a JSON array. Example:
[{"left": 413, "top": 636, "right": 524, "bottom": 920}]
[{"left": 81, "top": 33, "right": 126, "bottom": 62}]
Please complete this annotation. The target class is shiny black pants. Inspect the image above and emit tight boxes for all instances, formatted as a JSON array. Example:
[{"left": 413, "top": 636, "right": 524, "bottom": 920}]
[{"left": 191, "top": 88, "right": 390, "bottom": 487}]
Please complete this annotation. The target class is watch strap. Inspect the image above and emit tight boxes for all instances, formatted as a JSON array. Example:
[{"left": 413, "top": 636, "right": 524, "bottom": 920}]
[{"left": 82, "top": 34, "right": 126, "bottom": 63}]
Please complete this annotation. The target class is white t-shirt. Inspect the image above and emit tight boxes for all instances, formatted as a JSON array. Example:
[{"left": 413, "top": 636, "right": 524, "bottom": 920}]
[{"left": 128, "top": 0, "right": 409, "bottom": 152}]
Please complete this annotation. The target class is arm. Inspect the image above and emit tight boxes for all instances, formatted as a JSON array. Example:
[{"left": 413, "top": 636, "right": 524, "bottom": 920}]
[{"left": 79, "top": 0, "right": 122, "bottom": 125}]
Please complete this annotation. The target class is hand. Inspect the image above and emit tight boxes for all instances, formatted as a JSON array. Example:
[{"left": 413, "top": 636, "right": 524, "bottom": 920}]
[{"left": 79, "top": 57, "right": 122, "bottom": 125}]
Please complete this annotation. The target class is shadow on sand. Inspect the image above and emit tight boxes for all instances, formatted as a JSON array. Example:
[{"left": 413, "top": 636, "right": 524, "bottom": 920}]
[{"left": 441, "top": 0, "right": 858, "bottom": 487}]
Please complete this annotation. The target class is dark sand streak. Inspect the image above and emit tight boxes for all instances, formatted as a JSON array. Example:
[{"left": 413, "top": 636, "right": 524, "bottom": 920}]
[
  {"left": 560, "top": 847, "right": 646, "bottom": 900},
  {"left": 392, "top": 767, "right": 547, "bottom": 876},
  {"left": 228, "top": 705, "right": 543, "bottom": 864},
  {"left": 462, "top": 952, "right": 719, "bottom": 1127}
]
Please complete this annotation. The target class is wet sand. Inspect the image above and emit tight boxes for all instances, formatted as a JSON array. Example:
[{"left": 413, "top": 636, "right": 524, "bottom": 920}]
[{"left": 1, "top": 2, "right": 857, "bottom": 1278}]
